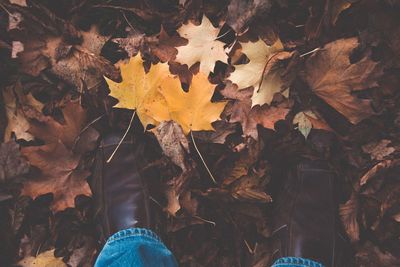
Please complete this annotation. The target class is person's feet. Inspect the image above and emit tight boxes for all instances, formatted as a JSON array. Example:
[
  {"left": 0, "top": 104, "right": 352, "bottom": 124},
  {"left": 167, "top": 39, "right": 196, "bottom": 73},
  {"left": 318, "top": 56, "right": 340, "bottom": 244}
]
[
  {"left": 271, "top": 133, "right": 350, "bottom": 266},
  {"left": 91, "top": 130, "right": 152, "bottom": 240}
]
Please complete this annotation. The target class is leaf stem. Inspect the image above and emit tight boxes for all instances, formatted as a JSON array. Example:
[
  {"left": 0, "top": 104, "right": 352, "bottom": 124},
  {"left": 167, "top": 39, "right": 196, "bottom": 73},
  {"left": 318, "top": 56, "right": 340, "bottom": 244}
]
[
  {"left": 215, "top": 28, "right": 232, "bottom": 41},
  {"left": 106, "top": 110, "right": 136, "bottom": 163},
  {"left": 300, "top": 47, "right": 321, "bottom": 57},
  {"left": 257, "top": 52, "right": 281, "bottom": 92},
  {"left": 190, "top": 131, "right": 217, "bottom": 184}
]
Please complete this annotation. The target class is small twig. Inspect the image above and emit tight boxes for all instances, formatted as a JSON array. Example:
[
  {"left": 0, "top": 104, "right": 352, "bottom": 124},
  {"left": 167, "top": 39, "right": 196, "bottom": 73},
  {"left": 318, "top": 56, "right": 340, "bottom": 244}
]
[
  {"left": 215, "top": 28, "right": 232, "bottom": 41},
  {"left": 150, "top": 196, "right": 163, "bottom": 208},
  {"left": 300, "top": 47, "right": 321, "bottom": 58},
  {"left": 225, "top": 34, "right": 238, "bottom": 54},
  {"left": 244, "top": 239, "right": 256, "bottom": 254},
  {"left": 122, "top": 11, "right": 135, "bottom": 31},
  {"left": 35, "top": 242, "right": 43, "bottom": 257},
  {"left": 190, "top": 131, "right": 217, "bottom": 184},
  {"left": 72, "top": 114, "right": 105, "bottom": 151},
  {"left": 106, "top": 110, "right": 136, "bottom": 163},
  {"left": 193, "top": 215, "right": 216, "bottom": 226},
  {"left": 0, "top": 3, "right": 13, "bottom": 16}
]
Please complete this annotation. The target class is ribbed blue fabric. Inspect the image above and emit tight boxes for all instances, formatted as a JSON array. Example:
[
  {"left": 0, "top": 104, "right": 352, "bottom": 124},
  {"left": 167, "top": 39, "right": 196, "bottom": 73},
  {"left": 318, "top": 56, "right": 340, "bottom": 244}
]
[
  {"left": 95, "top": 228, "right": 178, "bottom": 267},
  {"left": 272, "top": 257, "right": 325, "bottom": 267},
  {"left": 95, "top": 228, "right": 325, "bottom": 267}
]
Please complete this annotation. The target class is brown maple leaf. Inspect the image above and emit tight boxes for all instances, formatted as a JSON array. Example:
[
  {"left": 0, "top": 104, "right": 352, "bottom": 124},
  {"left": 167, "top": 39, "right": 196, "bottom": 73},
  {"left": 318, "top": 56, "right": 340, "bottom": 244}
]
[
  {"left": 226, "top": 0, "right": 272, "bottom": 34},
  {"left": 222, "top": 85, "right": 290, "bottom": 139},
  {"left": 149, "top": 27, "right": 187, "bottom": 63},
  {"left": 21, "top": 142, "right": 91, "bottom": 212},
  {"left": 11, "top": 6, "right": 119, "bottom": 89},
  {"left": 305, "top": 37, "right": 383, "bottom": 124},
  {"left": 21, "top": 101, "right": 97, "bottom": 212},
  {"left": 28, "top": 101, "right": 86, "bottom": 149}
]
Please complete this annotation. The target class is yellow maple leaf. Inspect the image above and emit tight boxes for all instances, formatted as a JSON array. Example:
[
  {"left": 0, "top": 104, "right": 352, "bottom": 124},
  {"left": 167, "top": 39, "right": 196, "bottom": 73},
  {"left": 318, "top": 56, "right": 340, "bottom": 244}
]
[
  {"left": 159, "top": 72, "right": 227, "bottom": 134},
  {"left": 18, "top": 249, "right": 66, "bottom": 267},
  {"left": 105, "top": 54, "right": 179, "bottom": 128},
  {"left": 175, "top": 15, "right": 228, "bottom": 74},
  {"left": 228, "top": 39, "right": 290, "bottom": 107}
]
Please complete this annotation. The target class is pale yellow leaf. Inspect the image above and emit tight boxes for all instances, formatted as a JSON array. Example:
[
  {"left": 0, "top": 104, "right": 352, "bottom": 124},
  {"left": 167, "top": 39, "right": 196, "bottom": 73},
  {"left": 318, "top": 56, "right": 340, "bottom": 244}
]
[
  {"left": 293, "top": 111, "right": 313, "bottom": 139},
  {"left": 228, "top": 39, "right": 289, "bottom": 106},
  {"left": 251, "top": 68, "right": 287, "bottom": 107},
  {"left": 175, "top": 15, "right": 228, "bottom": 74}
]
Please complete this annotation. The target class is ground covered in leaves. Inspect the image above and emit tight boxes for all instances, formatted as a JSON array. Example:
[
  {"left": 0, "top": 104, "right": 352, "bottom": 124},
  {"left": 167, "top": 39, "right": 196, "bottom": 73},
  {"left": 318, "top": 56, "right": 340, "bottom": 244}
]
[{"left": 1, "top": 0, "right": 400, "bottom": 266}]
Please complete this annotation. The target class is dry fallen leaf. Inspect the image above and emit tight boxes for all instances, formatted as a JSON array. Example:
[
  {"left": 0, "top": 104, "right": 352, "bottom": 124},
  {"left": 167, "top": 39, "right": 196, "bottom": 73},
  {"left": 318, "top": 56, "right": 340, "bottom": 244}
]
[
  {"left": 293, "top": 111, "right": 313, "bottom": 139},
  {"left": 3, "top": 86, "right": 33, "bottom": 142},
  {"left": 251, "top": 67, "right": 289, "bottom": 107},
  {"left": 21, "top": 101, "right": 94, "bottom": 212},
  {"left": 359, "top": 159, "right": 400, "bottom": 187},
  {"left": 149, "top": 27, "right": 187, "bottom": 63},
  {"left": 224, "top": 86, "right": 289, "bottom": 139},
  {"left": 9, "top": 0, "right": 27, "bottom": 6},
  {"left": 105, "top": 53, "right": 177, "bottom": 129},
  {"left": 151, "top": 121, "right": 190, "bottom": 172},
  {"left": 305, "top": 37, "right": 383, "bottom": 124},
  {"left": 16, "top": 25, "right": 119, "bottom": 89},
  {"left": 339, "top": 193, "right": 360, "bottom": 242},
  {"left": 0, "top": 141, "right": 29, "bottom": 182},
  {"left": 18, "top": 249, "right": 66, "bottom": 267},
  {"left": 175, "top": 15, "right": 228, "bottom": 74},
  {"left": 225, "top": 0, "right": 272, "bottom": 34},
  {"left": 223, "top": 140, "right": 272, "bottom": 203},
  {"left": 228, "top": 38, "right": 291, "bottom": 107},
  {"left": 27, "top": 101, "right": 85, "bottom": 149},
  {"left": 159, "top": 72, "right": 227, "bottom": 134},
  {"left": 165, "top": 185, "right": 182, "bottom": 216},
  {"left": 22, "top": 142, "right": 91, "bottom": 212},
  {"left": 362, "top": 139, "right": 395, "bottom": 161},
  {"left": 112, "top": 30, "right": 146, "bottom": 58},
  {"left": 293, "top": 110, "right": 332, "bottom": 138},
  {"left": 3, "top": 83, "right": 44, "bottom": 142}
]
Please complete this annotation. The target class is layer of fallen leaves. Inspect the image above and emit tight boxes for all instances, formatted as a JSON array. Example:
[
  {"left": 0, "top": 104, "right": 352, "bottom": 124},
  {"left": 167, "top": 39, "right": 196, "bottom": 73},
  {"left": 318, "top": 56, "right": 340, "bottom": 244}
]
[{"left": 0, "top": 0, "right": 399, "bottom": 266}]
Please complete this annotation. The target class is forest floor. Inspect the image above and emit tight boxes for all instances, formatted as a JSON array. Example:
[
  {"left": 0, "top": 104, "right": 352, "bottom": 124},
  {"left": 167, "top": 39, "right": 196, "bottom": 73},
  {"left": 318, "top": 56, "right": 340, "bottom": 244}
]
[{"left": 0, "top": 0, "right": 400, "bottom": 266}]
